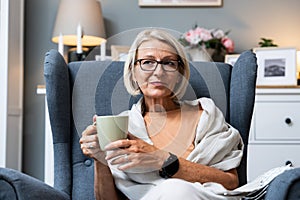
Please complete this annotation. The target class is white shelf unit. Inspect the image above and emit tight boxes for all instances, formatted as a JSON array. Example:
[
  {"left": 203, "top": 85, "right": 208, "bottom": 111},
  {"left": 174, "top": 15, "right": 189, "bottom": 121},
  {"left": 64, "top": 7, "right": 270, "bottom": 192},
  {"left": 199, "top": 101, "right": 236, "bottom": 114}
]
[{"left": 247, "top": 87, "right": 300, "bottom": 182}]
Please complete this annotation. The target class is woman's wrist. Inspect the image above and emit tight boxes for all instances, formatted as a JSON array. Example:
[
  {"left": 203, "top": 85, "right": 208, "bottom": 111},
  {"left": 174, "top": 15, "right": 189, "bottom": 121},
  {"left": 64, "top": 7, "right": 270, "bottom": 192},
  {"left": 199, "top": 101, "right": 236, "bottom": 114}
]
[
  {"left": 159, "top": 152, "right": 180, "bottom": 178},
  {"left": 93, "top": 151, "right": 108, "bottom": 164},
  {"left": 94, "top": 156, "right": 109, "bottom": 169}
]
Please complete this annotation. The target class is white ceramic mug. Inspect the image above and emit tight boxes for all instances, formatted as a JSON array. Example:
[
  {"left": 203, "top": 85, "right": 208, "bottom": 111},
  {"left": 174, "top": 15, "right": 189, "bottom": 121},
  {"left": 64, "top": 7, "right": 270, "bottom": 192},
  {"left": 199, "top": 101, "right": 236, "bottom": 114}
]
[{"left": 96, "top": 115, "right": 128, "bottom": 150}]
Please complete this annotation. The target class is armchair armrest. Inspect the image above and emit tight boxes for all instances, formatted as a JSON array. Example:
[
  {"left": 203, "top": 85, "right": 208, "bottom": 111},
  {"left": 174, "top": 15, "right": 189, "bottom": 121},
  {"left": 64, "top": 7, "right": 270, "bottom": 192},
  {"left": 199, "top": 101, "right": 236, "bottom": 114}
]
[
  {"left": 0, "top": 168, "right": 70, "bottom": 200},
  {"left": 265, "top": 167, "right": 300, "bottom": 200}
]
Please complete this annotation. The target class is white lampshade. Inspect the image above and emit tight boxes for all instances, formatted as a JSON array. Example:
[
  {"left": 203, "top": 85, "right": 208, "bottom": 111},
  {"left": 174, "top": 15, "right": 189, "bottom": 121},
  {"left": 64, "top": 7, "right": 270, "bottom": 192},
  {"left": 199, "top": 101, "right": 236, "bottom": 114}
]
[{"left": 52, "top": 0, "right": 106, "bottom": 46}]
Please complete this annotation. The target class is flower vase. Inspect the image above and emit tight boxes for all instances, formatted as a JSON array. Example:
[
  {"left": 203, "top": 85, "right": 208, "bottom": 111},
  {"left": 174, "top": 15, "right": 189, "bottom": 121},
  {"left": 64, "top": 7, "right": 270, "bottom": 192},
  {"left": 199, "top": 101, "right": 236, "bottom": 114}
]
[
  {"left": 187, "top": 48, "right": 212, "bottom": 62},
  {"left": 210, "top": 49, "right": 226, "bottom": 62}
]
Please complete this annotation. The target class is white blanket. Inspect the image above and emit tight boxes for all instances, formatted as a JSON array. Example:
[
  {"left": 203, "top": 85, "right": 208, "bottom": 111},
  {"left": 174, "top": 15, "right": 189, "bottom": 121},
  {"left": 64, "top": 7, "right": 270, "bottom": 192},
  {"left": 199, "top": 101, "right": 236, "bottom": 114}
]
[{"left": 108, "top": 97, "right": 244, "bottom": 200}]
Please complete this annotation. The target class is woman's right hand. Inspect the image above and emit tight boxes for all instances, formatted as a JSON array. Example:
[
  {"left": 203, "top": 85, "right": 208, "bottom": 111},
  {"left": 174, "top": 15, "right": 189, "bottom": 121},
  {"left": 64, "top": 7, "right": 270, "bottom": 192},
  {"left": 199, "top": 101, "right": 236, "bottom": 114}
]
[{"left": 80, "top": 115, "right": 106, "bottom": 163}]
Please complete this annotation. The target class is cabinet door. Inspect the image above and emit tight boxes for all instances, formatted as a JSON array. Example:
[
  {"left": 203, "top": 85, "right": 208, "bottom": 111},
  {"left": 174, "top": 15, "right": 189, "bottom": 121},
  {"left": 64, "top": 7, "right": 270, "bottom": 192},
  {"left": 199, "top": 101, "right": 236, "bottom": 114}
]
[
  {"left": 254, "top": 102, "right": 300, "bottom": 140},
  {"left": 247, "top": 144, "right": 300, "bottom": 182}
]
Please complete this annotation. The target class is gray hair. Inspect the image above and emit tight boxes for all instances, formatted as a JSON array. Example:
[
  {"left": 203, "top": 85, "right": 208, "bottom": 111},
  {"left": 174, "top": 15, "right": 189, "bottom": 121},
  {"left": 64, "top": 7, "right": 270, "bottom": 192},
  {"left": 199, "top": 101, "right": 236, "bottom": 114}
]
[{"left": 123, "top": 28, "right": 190, "bottom": 99}]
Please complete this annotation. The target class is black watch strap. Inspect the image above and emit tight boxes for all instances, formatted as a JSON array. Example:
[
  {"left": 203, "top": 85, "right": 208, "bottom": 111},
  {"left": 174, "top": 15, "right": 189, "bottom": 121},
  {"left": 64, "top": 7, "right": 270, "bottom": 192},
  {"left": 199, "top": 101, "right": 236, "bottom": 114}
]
[{"left": 159, "top": 152, "right": 179, "bottom": 178}]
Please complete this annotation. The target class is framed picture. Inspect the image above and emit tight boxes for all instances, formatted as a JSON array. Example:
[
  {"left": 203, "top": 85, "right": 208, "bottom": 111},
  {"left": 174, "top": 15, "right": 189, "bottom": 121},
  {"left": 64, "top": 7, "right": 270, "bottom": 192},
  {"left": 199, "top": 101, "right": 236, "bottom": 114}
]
[
  {"left": 253, "top": 47, "right": 297, "bottom": 86},
  {"left": 139, "top": 0, "right": 222, "bottom": 7},
  {"left": 111, "top": 45, "right": 130, "bottom": 61},
  {"left": 225, "top": 54, "right": 240, "bottom": 66}
]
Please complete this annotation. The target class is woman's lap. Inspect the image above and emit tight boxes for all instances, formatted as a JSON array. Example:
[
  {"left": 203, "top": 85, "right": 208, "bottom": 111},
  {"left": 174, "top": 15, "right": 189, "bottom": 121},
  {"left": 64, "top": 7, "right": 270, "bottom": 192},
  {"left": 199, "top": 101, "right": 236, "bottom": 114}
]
[{"left": 141, "top": 178, "right": 240, "bottom": 200}]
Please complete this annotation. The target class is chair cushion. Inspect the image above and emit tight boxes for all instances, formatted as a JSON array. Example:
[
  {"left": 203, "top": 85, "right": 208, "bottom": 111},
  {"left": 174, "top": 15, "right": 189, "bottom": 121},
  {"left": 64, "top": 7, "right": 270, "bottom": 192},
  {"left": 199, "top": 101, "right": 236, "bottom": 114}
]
[{"left": 187, "top": 62, "right": 231, "bottom": 121}]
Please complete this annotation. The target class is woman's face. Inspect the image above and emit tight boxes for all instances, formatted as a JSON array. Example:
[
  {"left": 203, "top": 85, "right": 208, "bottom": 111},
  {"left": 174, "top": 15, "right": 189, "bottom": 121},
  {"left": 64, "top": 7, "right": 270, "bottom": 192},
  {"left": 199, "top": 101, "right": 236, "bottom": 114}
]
[{"left": 133, "top": 39, "right": 181, "bottom": 100}]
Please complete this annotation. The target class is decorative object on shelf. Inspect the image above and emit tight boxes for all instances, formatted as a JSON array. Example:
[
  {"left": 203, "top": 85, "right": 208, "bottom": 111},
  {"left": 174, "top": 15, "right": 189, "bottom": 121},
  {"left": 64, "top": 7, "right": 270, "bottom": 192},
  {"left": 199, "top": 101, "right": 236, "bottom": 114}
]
[
  {"left": 225, "top": 54, "right": 240, "bottom": 66},
  {"left": 258, "top": 38, "right": 278, "bottom": 47},
  {"left": 139, "top": 0, "right": 222, "bottom": 7},
  {"left": 253, "top": 47, "right": 297, "bottom": 86},
  {"left": 51, "top": 0, "right": 106, "bottom": 62},
  {"left": 179, "top": 25, "right": 234, "bottom": 62},
  {"left": 68, "top": 47, "right": 91, "bottom": 62},
  {"left": 111, "top": 45, "right": 130, "bottom": 61},
  {"left": 296, "top": 51, "right": 300, "bottom": 85},
  {"left": 186, "top": 47, "right": 212, "bottom": 62}
]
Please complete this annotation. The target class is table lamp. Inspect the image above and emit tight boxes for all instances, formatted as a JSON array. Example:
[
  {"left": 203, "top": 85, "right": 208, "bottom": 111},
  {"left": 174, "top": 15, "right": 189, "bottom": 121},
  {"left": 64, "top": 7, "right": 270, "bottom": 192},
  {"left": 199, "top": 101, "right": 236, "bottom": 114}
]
[{"left": 52, "top": 0, "right": 106, "bottom": 62}]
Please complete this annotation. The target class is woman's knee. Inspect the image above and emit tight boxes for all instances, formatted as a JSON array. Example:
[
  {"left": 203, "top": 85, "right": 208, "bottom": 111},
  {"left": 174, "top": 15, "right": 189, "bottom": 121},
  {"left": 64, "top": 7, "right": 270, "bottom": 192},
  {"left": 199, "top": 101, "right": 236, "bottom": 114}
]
[{"left": 144, "top": 179, "right": 199, "bottom": 199}]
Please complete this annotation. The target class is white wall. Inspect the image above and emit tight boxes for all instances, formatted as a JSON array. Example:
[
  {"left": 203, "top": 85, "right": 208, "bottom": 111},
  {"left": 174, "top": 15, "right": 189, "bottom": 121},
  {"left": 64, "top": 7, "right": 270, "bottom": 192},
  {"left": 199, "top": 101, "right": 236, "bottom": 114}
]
[
  {"left": 0, "top": 0, "right": 24, "bottom": 170},
  {"left": 0, "top": 0, "right": 9, "bottom": 168},
  {"left": 100, "top": 0, "right": 300, "bottom": 52}
]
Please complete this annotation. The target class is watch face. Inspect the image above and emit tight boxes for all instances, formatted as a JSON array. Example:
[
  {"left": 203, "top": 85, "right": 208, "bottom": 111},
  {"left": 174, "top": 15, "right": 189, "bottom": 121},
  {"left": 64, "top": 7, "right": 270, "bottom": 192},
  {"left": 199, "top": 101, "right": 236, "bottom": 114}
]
[{"left": 159, "top": 153, "right": 179, "bottom": 178}]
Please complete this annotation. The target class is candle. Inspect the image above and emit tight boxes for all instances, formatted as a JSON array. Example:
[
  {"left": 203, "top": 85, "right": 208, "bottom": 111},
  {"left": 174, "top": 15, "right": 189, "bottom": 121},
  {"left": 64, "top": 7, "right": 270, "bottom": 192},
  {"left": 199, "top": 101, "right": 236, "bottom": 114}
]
[
  {"left": 77, "top": 24, "right": 83, "bottom": 54},
  {"left": 58, "top": 32, "right": 64, "bottom": 56},
  {"left": 297, "top": 51, "right": 300, "bottom": 75},
  {"left": 101, "top": 41, "right": 106, "bottom": 61}
]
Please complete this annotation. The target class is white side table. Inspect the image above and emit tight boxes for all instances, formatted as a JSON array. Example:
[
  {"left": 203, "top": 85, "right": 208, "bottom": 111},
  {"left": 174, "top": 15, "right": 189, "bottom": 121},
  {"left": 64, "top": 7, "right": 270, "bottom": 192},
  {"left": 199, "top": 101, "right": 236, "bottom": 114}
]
[{"left": 247, "top": 86, "right": 300, "bottom": 181}]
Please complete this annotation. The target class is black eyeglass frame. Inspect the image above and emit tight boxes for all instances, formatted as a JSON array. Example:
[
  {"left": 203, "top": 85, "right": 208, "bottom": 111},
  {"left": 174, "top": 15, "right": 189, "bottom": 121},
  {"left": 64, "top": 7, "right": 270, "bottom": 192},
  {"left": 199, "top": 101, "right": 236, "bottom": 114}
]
[{"left": 134, "top": 59, "right": 182, "bottom": 72}]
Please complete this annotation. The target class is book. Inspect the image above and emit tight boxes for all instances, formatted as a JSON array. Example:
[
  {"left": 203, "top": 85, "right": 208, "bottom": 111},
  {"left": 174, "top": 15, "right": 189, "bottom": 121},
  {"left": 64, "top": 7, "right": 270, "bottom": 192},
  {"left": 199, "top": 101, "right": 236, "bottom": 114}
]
[{"left": 222, "top": 164, "right": 293, "bottom": 198}]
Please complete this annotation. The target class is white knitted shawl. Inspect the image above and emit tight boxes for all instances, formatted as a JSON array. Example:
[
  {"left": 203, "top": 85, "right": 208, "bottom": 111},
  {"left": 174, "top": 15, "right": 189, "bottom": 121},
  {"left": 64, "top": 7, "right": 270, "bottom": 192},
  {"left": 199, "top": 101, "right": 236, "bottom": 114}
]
[{"left": 108, "top": 97, "right": 244, "bottom": 200}]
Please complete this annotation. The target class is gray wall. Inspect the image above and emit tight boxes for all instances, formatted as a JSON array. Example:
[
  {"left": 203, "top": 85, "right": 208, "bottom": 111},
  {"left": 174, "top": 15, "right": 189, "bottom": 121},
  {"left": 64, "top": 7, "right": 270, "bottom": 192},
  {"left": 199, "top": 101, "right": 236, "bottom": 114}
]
[{"left": 24, "top": 0, "right": 300, "bottom": 180}]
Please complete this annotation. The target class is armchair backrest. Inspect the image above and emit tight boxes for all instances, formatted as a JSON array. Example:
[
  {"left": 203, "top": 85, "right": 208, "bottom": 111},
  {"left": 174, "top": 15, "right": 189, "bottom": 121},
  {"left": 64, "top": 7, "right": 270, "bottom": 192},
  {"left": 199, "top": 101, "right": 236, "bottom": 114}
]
[{"left": 44, "top": 49, "right": 257, "bottom": 199}]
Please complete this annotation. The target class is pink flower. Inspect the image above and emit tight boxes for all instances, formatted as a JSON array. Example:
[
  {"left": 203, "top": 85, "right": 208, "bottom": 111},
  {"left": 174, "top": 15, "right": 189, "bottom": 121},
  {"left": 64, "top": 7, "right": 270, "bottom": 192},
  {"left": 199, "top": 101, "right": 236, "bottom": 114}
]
[
  {"left": 194, "top": 27, "right": 212, "bottom": 42},
  {"left": 222, "top": 37, "right": 234, "bottom": 53},
  {"left": 212, "top": 29, "right": 225, "bottom": 39},
  {"left": 185, "top": 30, "right": 201, "bottom": 45},
  {"left": 184, "top": 27, "right": 213, "bottom": 46},
  {"left": 179, "top": 25, "right": 234, "bottom": 53}
]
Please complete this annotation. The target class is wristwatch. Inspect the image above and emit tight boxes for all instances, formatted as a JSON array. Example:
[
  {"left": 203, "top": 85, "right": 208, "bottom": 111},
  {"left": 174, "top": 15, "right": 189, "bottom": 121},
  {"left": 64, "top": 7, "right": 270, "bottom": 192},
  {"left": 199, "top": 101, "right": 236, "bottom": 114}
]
[{"left": 159, "top": 152, "right": 179, "bottom": 178}]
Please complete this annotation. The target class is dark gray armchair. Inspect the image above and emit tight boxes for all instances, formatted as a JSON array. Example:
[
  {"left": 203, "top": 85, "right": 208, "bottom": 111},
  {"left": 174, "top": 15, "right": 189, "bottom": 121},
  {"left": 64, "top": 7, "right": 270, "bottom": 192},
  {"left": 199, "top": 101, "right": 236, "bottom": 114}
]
[{"left": 0, "top": 49, "right": 299, "bottom": 200}]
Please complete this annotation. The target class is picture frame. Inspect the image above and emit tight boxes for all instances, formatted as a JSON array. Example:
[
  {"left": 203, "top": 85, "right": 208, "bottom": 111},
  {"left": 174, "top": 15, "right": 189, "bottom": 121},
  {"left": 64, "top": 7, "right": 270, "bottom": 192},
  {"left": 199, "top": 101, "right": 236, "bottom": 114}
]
[
  {"left": 224, "top": 54, "right": 240, "bottom": 66},
  {"left": 111, "top": 45, "right": 130, "bottom": 61},
  {"left": 253, "top": 47, "right": 297, "bottom": 86},
  {"left": 139, "top": 0, "right": 222, "bottom": 7}
]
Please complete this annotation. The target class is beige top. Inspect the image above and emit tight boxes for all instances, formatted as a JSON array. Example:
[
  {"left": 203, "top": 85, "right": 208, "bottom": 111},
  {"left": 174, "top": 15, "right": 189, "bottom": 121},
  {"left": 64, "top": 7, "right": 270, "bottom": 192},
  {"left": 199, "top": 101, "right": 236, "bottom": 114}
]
[{"left": 144, "top": 103, "right": 202, "bottom": 159}]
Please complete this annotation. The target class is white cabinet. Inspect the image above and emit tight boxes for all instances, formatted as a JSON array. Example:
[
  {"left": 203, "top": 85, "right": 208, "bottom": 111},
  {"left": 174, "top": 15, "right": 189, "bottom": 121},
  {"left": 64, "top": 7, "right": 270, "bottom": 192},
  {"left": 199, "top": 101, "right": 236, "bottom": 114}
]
[{"left": 247, "top": 87, "right": 300, "bottom": 182}]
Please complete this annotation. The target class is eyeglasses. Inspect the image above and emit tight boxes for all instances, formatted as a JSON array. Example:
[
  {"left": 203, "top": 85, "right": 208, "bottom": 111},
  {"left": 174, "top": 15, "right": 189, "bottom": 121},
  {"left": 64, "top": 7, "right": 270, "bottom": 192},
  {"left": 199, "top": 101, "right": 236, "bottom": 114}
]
[{"left": 135, "top": 59, "right": 180, "bottom": 72}]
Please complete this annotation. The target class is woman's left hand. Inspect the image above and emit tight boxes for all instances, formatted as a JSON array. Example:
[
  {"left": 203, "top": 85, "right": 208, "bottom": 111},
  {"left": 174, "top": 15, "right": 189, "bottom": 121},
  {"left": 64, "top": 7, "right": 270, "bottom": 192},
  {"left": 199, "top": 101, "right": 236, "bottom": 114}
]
[{"left": 104, "top": 133, "right": 170, "bottom": 173}]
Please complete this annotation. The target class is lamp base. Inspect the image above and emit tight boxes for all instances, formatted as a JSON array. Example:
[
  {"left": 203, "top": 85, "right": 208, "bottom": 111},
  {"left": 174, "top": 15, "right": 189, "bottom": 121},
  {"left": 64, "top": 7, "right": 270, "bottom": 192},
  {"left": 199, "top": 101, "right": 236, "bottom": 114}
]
[{"left": 68, "top": 47, "right": 90, "bottom": 62}]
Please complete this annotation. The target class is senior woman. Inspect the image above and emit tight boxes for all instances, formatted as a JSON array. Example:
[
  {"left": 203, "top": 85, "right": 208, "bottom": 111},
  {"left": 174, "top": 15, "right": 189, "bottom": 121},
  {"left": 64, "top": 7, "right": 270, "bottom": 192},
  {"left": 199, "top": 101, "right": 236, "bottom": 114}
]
[{"left": 80, "top": 28, "right": 243, "bottom": 200}]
